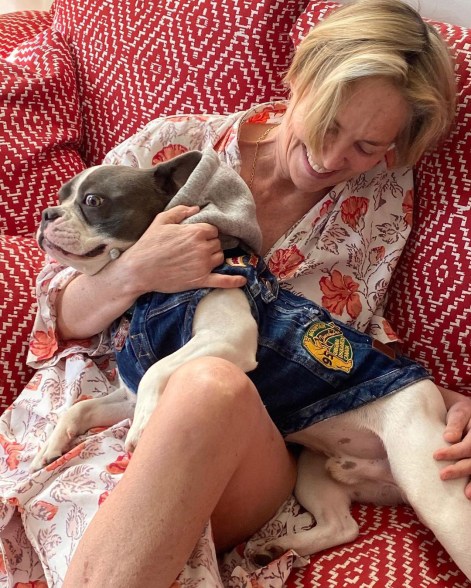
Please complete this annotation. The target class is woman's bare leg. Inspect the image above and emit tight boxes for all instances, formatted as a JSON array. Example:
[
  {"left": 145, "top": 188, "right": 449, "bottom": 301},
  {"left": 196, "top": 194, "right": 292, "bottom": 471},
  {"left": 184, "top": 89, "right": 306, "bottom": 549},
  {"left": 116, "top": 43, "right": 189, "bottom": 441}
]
[{"left": 63, "top": 357, "right": 296, "bottom": 588}]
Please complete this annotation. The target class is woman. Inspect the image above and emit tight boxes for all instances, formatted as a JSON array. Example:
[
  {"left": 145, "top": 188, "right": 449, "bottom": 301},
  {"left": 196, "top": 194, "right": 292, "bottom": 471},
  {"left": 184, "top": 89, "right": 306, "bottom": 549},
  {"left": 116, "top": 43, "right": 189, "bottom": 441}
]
[{"left": 3, "top": 0, "right": 469, "bottom": 586}]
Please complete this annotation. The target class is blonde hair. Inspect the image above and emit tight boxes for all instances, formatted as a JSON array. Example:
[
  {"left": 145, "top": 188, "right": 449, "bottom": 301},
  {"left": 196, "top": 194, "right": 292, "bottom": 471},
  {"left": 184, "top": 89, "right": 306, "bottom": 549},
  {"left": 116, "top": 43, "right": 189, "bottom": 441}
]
[{"left": 285, "top": 0, "right": 456, "bottom": 166}]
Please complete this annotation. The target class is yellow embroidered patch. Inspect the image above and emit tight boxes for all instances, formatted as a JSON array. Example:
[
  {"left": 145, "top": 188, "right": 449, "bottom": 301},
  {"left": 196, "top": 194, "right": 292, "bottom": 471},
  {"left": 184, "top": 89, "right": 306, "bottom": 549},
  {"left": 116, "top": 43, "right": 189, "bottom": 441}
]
[
  {"left": 225, "top": 254, "right": 258, "bottom": 268},
  {"left": 226, "top": 255, "right": 247, "bottom": 267},
  {"left": 303, "top": 321, "right": 354, "bottom": 373}
]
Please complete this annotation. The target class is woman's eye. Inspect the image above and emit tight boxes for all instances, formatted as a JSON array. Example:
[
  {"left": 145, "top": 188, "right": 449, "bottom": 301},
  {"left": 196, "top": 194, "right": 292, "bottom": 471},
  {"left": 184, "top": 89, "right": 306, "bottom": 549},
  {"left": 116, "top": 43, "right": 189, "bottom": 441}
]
[
  {"left": 84, "top": 194, "right": 104, "bottom": 207},
  {"left": 356, "top": 144, "right": 375, "bottom": 156}
]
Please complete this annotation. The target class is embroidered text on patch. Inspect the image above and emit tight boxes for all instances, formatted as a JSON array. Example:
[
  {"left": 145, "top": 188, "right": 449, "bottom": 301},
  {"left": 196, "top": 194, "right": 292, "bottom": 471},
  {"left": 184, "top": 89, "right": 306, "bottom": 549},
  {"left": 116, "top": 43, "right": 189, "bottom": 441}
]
[{"left": 303, "top": 321, "right": 354, "bottom": 373}]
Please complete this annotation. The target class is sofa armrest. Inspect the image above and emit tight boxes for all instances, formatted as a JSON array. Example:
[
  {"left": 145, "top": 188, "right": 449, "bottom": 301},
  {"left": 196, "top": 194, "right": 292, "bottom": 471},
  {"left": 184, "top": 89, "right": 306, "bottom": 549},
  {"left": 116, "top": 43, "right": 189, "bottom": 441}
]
[{"left": 0, "top": 10, "right": 53, "bottom": 58}]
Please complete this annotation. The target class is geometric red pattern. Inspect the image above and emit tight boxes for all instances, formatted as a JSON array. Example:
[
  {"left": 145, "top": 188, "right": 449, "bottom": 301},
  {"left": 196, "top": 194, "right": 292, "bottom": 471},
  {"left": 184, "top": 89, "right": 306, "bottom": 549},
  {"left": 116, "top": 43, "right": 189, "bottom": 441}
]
[
  {"left": 52, "top": 0, "right": 309, "bottom": 166},
  {"left": 0, "top": 28, "right": 86, "bottom": 237},
  {"left": 286, "top": 504, "right": 470, "bottom": 587},
  {"left": 293, "top": 0, "right": 471, "bottom": 397},
  {"left": 0, "top": 236, "right": 45, "bottom": 412},
  {"left": 0, "top": 10, "right": 52, "bottom": 58},
  {"left": 386, "top": 20, "right": 471, "bottom": 396}
]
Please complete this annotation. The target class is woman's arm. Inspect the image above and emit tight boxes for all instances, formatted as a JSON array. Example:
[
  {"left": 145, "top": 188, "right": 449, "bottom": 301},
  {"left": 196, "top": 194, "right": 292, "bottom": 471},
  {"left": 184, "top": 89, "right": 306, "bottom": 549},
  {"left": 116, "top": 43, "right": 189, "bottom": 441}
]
[
  {"left": 435, "top": 386, "right": 471, "bottom": 499},
  {"left": 57, "top": 206, "right": 246, "bottom": 340}
]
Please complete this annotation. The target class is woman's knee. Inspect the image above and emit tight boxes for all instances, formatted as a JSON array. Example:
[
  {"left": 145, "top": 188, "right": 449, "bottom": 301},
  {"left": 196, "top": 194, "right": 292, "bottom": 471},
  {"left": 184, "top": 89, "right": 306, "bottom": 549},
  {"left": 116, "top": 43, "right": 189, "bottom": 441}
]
[{"left": 165, "top": 356, "right": 262, "bottom": 419}]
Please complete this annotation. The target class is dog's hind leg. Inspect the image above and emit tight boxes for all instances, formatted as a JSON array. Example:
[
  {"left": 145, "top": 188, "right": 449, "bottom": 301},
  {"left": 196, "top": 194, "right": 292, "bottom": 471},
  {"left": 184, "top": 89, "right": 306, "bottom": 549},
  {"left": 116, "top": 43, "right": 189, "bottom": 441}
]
[
  {"left": 31, "top": 385, "right": 135, "bottom": 471},
  {"left": 365, "top": 380, "right": 471, "bottom": 580},
  {"left": 255, "top": 449, "right": 359, "bottom": 562},
  {"left": 125, "top": 288, "right": 258, "bottom": 451}
]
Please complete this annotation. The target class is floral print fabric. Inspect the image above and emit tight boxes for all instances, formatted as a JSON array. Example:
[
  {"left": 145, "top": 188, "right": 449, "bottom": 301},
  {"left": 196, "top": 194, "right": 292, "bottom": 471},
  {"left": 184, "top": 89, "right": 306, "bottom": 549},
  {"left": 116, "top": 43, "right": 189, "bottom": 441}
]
[{"left": 0, "top": 102, "right": 414, "bottom": 587}]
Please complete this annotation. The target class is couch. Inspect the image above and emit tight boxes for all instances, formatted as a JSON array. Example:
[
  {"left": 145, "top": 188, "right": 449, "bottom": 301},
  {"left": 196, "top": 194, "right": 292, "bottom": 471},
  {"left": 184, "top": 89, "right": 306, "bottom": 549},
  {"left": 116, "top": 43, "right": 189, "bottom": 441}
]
[{"left": 0, "top": 0, "right": 469, "bottom": 585}]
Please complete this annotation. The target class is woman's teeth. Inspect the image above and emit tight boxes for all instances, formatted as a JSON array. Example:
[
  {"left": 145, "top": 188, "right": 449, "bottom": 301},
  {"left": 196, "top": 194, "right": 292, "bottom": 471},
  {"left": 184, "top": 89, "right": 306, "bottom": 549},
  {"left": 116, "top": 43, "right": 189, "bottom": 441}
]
[{"left": 306, "top": 149, "right": 331, "bottom": 174}]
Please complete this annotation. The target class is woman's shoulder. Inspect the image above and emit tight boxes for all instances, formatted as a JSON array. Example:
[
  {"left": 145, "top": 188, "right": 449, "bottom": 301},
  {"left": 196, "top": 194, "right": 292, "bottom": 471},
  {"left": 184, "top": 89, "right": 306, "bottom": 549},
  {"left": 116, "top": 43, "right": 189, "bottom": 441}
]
[{"left": 104, "top": 102, "right": 287, "bottom": 167}]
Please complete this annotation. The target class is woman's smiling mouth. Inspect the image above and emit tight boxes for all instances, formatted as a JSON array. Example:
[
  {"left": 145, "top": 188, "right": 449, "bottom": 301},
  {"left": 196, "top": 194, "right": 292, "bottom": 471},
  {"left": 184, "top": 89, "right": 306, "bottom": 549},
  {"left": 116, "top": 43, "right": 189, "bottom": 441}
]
[{"left": 303, "top": 145, "right": 338, "bottom": 178}]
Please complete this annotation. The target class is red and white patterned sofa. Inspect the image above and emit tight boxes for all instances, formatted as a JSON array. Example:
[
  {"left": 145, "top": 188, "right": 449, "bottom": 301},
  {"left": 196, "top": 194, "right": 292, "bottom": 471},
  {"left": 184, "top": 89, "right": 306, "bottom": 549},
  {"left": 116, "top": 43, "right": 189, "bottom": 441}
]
[{"left": 0, "top": 0, "right": 470, "bottom": 585}]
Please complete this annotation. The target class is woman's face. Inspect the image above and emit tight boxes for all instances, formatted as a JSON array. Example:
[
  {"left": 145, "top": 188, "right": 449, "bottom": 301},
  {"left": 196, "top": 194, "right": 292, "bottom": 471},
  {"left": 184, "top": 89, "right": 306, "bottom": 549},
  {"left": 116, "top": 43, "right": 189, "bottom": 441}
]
[{"left": 276, "top": 77, "right": 410, "bottom": 192}]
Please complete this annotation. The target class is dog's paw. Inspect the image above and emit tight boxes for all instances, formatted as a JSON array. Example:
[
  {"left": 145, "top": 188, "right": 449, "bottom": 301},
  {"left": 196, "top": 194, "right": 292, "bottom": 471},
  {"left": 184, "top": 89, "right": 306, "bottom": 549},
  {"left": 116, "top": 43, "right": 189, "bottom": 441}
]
[
  {"left": 30, "top": 445, "right": 63, "bottom": 472},
  {"left": 125, "top": 383, "right": 159, "bottom": 452},
  {"left": 124, "top": 425, "right": 142, "bottom": 453},
  {"left": 125, "top": 410, "right": 152, "bottom": 452}
]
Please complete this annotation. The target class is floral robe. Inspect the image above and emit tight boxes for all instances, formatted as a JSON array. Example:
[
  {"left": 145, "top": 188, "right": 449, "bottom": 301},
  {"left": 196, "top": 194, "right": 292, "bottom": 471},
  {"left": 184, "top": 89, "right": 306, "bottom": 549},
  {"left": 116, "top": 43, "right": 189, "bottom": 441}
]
[{"left": 0, "top": 102, "right": 414, "bottom": 587}]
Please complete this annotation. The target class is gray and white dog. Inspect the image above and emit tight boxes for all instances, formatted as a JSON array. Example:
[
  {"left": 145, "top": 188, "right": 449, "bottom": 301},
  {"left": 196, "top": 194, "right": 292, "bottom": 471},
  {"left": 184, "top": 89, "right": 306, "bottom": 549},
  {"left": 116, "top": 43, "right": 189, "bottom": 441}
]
[{"left": 32, "top": 149, "right": 471, "bottom": 577}]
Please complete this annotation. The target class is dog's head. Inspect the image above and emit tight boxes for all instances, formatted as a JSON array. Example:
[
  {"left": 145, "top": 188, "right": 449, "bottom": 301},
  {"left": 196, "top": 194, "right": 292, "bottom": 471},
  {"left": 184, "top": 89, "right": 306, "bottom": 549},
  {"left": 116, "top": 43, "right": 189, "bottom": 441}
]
[{"left": 38, "top": 151, "right": 203, "bottom": 275}]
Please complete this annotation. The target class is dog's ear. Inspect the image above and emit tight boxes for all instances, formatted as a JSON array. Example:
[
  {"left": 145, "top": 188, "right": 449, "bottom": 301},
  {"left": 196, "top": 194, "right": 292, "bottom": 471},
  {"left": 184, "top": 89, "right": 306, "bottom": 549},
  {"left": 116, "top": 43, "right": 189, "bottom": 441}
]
[{"left": 152, "top": 151, "right": 203, "bottom": 196}]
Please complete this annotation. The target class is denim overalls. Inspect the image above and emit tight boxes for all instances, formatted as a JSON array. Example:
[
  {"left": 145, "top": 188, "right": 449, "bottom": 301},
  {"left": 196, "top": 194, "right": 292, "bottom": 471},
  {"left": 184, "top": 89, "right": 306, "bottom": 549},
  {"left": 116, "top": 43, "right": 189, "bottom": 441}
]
[{"left": 113, "top": 249, "right": 431, "bottom": 436}]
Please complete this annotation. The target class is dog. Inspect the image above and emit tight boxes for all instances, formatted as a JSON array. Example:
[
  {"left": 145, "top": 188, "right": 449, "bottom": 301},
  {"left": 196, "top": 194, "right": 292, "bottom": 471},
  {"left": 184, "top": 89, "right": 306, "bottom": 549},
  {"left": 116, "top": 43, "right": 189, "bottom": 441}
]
[{"left": 32, "top": 149, "right": 471, "bottom": 579}]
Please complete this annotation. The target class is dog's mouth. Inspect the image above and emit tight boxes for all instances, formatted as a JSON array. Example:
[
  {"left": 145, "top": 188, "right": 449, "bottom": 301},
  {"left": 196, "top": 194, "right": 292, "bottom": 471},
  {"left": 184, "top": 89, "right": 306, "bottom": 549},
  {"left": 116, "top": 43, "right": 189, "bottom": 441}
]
[{"left": 42, "top": 238, "right": 107, "bottom": 259}]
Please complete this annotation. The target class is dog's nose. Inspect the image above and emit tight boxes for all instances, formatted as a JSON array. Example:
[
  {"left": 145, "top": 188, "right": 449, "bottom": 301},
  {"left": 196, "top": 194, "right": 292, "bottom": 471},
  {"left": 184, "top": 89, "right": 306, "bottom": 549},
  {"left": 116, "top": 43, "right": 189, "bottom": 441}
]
[{"left": 42, "top": 207, "right": 63, "bottom": 223}]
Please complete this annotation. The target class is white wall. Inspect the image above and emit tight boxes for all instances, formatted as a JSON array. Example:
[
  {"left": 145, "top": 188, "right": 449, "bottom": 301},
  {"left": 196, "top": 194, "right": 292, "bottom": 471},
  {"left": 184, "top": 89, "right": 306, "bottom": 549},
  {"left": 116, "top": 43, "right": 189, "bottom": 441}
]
[
  {"left": 406, "top": 0, "right": 470, "bottom": 26},
  {"left": 340, "top": 0, "right": 470, "bottom": 27},
  {"left": 1, "top": 0, "right": 52, "bottom": 14}
]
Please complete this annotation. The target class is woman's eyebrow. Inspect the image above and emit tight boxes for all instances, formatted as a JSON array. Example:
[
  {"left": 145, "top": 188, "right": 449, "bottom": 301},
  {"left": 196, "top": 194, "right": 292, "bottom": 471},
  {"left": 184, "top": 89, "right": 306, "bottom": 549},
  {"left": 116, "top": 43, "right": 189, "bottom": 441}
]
[{"left": 332, "top": 119, "right": 392, "bottom": 147}]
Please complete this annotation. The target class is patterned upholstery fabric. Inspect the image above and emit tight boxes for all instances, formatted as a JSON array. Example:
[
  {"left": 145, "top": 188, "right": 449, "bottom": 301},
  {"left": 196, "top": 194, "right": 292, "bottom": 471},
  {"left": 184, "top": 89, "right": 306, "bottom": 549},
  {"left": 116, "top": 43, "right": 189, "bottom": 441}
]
[
  {"left": 0, "top": 27, "right": 85, "bottom": 406},
  {"left": 386, "top": 21, "right": 471, "bottom": 395},
  {"left": 52, "top": 0, "right": 308, "bottom": 167},
  {"left": 0, "top": 28, "right": 85, "bottom": 236},
  {"left": 0, "top": 10, "right": 52, "bottom": 58}
]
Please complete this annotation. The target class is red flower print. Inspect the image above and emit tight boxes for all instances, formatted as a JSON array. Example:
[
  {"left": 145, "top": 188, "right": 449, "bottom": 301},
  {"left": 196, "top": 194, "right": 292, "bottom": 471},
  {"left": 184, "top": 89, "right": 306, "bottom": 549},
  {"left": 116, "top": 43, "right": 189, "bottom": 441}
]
[
  {"left": 383, "top": 319, "right": 400, "bottom": 342},
  {"left": 0, "top": 434, "right": 25, "bottom": 470},
  {"left": 320, "top": 270, "right": 362, "bottom": 319},
  {"left": 14, "top": 582, "right": 48, "bottom": 588},
  {"left": 246, "top": 112, "right": 271, "bottom": 124},
  {"left": 30, "top": 500, "right": 58, "bottom": 521},
  {"left": 311, "top": 199, "right": 333, "bottom": 227},
  {"left": 45, "top": 442, "right": 85, "bottom": 472},
  {"left": 98, "top": 490, "right": 111, "bottom": 506},
  {"left": 340, "top": 196, "right": 369, "bottom": 230},
  {"left": 25, "top": 373, "right": 43, "bottom": 391},
  {"left": 369, "top": 246, "right": 386, "bottom": 265},
  {"left": 214, "top": 128, "right": 236, "bottom": 153},
  {"left": 152, "top": 144, "right": 188, "bottom": 165},
  {"left": 402, "top": 189, "right": 414, "bottom": 227},
  {"left": 29, "top": 328, "right": 58, "bottom": 361},
  {"left": 268, "top": 246, "right": 305, "bottom": 280},
  {"left": 106, "top": 453, "right": 131, "bottom": 474}
]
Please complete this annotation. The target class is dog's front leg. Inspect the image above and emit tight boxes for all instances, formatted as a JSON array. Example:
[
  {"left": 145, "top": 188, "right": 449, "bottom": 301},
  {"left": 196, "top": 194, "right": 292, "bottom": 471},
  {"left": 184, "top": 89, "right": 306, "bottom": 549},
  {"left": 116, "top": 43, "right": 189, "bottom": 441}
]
[
  {"left": 31, "top": 385, "right": 135, "bottom": 471},
  {"left": 370, "top": 380, "right": 471, "bottom": 580},
  {"left": 125, "top": 288, "right": 258, "bottom": 451},
  {"left": 255, "top": 448, "right": 359, "bottom": 562}
]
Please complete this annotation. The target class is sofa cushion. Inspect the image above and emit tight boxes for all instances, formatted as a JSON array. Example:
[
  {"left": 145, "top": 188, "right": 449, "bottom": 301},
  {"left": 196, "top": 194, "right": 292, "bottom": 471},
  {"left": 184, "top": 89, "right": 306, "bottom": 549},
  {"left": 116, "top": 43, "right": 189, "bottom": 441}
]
[
  {"left": 52, "top": 0, "right": 309, "bottom": 166},
  {"left": 0, "top": 10, "right": 53, "bottom": 58},
  {"left": 292, "top": 0, "right": 471, "bottom": 396},
  {"left": 0, "top": 28, "right": 86, "bottom": 237},
  {"left": 386, "top": 20, "right": 471, "bottom": 396}
]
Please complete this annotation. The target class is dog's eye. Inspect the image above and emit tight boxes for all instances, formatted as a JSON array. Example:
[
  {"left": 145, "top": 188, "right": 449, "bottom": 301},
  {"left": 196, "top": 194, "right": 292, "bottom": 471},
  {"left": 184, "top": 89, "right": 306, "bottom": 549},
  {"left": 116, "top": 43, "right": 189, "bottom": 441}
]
[{"left": 84, "top": 194, "right": 104, "bottom": 207}]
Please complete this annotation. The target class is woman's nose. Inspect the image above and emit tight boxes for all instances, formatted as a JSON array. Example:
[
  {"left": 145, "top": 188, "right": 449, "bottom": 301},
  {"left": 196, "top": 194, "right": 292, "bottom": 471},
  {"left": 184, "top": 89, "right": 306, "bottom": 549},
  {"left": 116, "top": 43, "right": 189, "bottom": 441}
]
[{"left": 322, "top": 139, "right": 349, "bottom": 170}]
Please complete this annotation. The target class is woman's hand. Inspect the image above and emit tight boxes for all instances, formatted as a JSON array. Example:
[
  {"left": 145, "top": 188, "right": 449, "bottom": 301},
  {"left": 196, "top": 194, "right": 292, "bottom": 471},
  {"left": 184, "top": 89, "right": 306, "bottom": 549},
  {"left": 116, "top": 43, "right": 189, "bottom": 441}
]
[
  {"left": 434, "top": 387, "right": 471, "bottom": 499},
  {"left": 56, "top": 205, "right": 246, "bottom": 341},
  {"left": 120, "top": 205, "right": 246, "bottom": 294}
]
